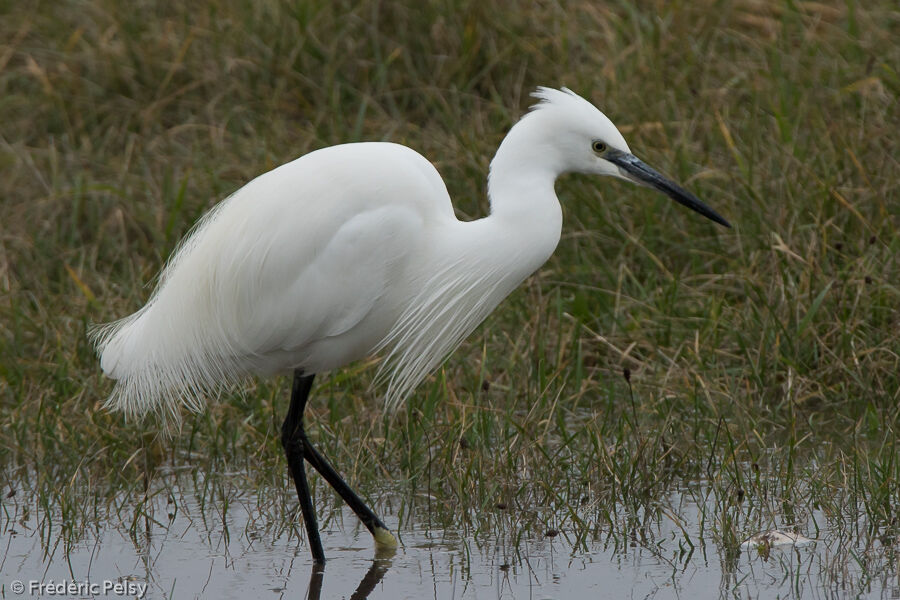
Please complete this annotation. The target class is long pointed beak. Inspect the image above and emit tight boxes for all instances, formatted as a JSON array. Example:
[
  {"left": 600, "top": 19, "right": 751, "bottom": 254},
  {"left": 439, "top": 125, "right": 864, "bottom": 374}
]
[{"left": 605, "top": 149, "right": 731, "bottom": 228}]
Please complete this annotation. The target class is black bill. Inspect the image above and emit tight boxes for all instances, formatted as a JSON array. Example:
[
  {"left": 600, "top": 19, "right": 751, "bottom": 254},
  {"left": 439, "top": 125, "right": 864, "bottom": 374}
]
[{"left": 605, "top": 148, "right": 731, "bottom": 228}]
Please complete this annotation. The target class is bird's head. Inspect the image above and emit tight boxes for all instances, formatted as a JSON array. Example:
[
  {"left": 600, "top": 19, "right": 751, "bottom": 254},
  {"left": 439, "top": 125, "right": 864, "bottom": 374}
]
[{"left": 514, "top": 87, "right": 730, "bottom": 228}]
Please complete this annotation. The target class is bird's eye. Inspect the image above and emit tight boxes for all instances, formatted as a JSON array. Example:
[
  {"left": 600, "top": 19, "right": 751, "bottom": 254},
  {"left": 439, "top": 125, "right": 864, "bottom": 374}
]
[{"left": 592, "top": 140, "right": 607, "bottom": 154}]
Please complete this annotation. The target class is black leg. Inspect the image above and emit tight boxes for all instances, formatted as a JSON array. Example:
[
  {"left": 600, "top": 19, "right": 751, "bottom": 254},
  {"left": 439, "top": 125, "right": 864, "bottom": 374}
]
[
  {"left": 282, "top": 372, "right": 325, "bottom": 563},
  {"left": 281, "top": 370, "right": 397, "bottom": 564}
]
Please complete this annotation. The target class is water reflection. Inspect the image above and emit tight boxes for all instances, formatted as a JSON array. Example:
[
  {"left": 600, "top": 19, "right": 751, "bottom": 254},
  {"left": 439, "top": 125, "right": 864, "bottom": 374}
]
[
  {"left": 0, "top": 478, "right": 895, "bottom": 599},
  {"left": 306, "top": 547, "right": 394, "bottom": 600}
]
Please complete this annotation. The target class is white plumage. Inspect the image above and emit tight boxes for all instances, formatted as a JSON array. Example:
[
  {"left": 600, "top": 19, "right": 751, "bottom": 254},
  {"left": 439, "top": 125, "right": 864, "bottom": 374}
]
[{"left": 92, "top": 87, "right": 728, "bottom": 421}]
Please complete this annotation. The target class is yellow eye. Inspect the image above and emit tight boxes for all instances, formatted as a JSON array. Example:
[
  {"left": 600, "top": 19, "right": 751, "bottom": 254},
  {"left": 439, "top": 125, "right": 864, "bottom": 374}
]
[{"left": 592, "top": 140, "right": 607, "bottom": 154}]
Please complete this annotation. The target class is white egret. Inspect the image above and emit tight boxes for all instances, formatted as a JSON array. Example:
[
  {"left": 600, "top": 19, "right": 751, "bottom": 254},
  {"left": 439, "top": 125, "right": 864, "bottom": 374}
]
[{"left": 92, "top": 87, "right": 730, "bottom": 563}]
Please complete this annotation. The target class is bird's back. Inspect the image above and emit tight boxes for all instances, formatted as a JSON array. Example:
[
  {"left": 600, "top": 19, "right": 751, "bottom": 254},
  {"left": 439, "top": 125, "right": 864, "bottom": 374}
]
[{"left": 92, "top": 142, "right": 456, "bottom": 420}]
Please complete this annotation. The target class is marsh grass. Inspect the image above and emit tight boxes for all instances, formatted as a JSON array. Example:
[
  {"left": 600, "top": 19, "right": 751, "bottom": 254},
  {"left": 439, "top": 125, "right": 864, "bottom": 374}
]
[{"left": 1, "top": 0, "right": 899, "bottom": 595}]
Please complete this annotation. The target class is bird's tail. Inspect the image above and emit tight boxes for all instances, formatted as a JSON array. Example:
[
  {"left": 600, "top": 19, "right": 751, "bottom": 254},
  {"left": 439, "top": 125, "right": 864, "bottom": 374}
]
[{"left": 89, "top": 302, "right": 220, "bottom": 424}]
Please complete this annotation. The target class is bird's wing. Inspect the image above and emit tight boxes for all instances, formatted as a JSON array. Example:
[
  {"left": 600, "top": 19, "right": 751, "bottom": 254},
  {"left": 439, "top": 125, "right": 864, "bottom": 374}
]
[
  {"left": 198, "top": 143, "right": 449, "bottom": 364},
  {"left": 237, "top": 204, "right": 423, "bottom": 355},
  {"left": 93, "top": 142, "right": 451, "bottom": 419}
]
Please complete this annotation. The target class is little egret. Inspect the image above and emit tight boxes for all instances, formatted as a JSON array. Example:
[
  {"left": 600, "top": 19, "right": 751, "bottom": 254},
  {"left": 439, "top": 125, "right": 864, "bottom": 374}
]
[{"left": 92, "top": 87, "right": 730, "bottom": 563}]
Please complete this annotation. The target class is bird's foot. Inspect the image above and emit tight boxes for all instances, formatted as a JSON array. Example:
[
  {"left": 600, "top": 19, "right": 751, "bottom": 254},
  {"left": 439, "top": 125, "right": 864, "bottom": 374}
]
[{"left": 373, "top": 526, "right": 398, "bottom": 548}]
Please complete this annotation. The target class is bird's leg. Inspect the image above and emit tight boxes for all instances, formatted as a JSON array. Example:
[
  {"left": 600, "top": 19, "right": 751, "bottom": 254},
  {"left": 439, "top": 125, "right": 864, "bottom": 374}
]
[
  {"left": 281, "top": 371, "right": 326, "bottom": 563},
  {"left": 282, "top": 370, "right": 397, "bottom": 561},
  {"left": 299, "top": 423, "right": 397, "bottom": 549}
]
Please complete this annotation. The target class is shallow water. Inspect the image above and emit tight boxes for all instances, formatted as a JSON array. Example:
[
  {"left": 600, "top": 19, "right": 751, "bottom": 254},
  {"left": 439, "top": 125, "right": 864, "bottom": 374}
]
[{"left": 1, "top": 476, "right": 896, "bottom": 599}]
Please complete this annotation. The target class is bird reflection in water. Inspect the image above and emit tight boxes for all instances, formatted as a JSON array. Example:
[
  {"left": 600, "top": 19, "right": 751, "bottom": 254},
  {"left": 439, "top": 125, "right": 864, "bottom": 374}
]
[{"left": 306, "top": 545, "right": 395, "bottom": 600}]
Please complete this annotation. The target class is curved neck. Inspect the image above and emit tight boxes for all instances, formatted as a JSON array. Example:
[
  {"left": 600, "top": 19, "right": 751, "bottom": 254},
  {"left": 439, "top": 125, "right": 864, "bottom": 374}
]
[{"left": 483, "top": 116, "right": 564, "bottom": 270}]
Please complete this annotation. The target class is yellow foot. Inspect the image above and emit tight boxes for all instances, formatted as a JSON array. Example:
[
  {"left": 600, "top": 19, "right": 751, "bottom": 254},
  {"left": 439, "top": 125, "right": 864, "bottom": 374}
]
[{"left": 373, "top": 526, "right": 398, "bottom": 548}]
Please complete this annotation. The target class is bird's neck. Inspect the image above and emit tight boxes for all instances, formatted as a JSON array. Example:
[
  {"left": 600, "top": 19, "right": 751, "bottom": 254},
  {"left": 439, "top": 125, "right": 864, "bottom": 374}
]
[{"left": 484, "top": 131, "right": 564, "bottom": 273}]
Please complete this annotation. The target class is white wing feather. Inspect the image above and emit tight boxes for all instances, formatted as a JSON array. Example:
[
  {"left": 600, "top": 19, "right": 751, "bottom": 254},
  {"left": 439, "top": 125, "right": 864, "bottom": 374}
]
[{"left": 91, "top": 143, "right": 449, "bottom": 421}]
